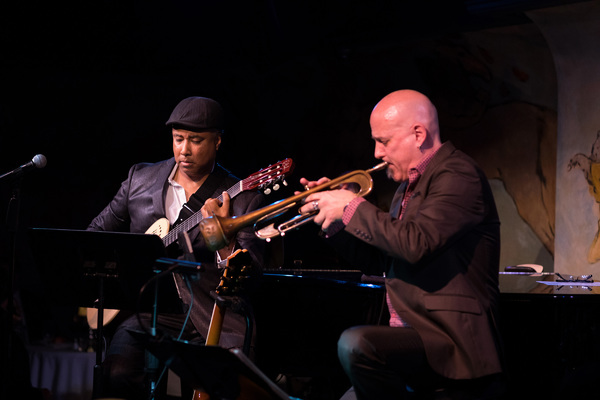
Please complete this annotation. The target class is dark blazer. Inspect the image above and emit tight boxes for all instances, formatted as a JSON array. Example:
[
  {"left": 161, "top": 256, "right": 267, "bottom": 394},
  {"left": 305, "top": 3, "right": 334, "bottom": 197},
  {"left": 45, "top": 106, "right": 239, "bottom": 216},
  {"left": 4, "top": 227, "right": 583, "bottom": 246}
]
[
  {"left": 331, "top": 142, "right": 503, "bottom": 380},
  {"left": 88, "top": 158, "right": 266, "bottom": 349}
]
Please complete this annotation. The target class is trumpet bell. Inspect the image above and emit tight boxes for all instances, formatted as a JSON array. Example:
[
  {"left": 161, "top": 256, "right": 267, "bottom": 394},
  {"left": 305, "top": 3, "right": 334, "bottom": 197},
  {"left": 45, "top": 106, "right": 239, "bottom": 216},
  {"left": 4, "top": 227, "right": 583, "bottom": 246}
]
[{"left": 198, "top": 215, "right": 230, "bottom": 251}]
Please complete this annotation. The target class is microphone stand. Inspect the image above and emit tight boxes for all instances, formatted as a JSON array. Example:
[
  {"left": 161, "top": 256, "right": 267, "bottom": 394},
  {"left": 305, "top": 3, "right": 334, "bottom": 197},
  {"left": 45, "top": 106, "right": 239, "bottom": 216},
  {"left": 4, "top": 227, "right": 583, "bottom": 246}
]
[
  {"left": 1, "top": 159, "right": 45, "bottom": 399},
  {"left": 1, "top": 176, "right": 22, "bottom": 400}
]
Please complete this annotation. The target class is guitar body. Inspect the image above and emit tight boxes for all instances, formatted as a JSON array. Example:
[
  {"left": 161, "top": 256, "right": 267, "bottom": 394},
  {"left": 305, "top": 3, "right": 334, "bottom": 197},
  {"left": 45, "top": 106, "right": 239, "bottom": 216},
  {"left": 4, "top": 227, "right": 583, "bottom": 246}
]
[
  {"left": 192, "top": 300, "right": 227, "bottom": 400},
  {"left": 146, "top": 217, "right": 170, "bottom": 238},
  {"left": 191, "top": 249, "right": 259, "bottom": 400},
  {"left": 86, "top": 308, "right": 121, "bottom": 330}
]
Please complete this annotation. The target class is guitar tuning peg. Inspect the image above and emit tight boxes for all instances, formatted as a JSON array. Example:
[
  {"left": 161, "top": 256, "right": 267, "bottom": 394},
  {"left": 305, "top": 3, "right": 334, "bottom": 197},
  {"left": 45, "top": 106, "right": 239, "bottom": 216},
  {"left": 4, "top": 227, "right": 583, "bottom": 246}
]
[
  {"left": 264, "top": 188, "right": 272, "bottom": 195},
  {"left": 273, "top": 183, "right": 280, "bottom": 191}
]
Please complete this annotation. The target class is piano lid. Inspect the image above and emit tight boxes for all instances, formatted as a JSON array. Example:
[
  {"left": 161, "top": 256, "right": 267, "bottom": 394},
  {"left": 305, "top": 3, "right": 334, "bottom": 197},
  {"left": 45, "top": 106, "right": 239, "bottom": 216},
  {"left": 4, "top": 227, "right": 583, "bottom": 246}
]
[
  {"left": 263, "top": 268, "right": 385, "bottom": 290},
  {"left": 263, "top": 269, "right": 600, "bottom": 296}
]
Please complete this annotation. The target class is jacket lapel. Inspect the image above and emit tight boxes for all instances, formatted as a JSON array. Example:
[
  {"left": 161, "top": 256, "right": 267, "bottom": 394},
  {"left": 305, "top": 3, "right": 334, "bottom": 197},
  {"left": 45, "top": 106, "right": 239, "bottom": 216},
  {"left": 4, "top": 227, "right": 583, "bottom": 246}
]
[
  {"left": 390, "top": 182, "right": 407, "bottom": 219},
  {"left": 151, "top": 158, "right": 176, "bottom": 220}
]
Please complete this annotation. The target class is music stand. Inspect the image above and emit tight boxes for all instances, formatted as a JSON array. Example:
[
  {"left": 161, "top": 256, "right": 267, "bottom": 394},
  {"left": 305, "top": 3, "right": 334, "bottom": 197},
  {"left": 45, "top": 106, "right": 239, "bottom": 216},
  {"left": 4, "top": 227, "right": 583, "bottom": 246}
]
[
  {"left": 27, "top": 228, "right": 188, "bottom": 398},
  {"left": 129, "top": 331, "right": 294, "bottom": 400}
]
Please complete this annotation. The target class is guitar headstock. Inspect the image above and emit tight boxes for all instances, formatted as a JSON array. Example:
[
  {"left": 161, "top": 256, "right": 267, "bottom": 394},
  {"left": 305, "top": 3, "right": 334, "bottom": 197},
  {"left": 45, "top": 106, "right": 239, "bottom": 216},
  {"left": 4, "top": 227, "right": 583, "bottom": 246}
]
[
  {"left": 215, "top": 248, "right": 254, "bottom": 296},
  {"left": 241, "top": 158, "right": 294, "bottom": 195}
]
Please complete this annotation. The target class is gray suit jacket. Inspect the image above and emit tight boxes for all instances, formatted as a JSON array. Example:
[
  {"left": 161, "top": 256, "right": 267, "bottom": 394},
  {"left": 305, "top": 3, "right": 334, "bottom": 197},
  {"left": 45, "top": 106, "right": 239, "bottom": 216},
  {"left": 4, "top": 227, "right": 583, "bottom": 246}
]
[
  {"left": 88, "top": 158, "right": 266, "bottom": 349},
  {"left": 331, "top": 142, "right": 503, "bottom": 380}
]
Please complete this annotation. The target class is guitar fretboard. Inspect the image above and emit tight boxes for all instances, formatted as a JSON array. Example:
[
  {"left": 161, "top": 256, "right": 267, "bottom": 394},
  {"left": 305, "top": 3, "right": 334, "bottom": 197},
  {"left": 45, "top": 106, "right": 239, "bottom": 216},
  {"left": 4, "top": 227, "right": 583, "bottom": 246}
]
[{"left": 163, "top": 181, "right": 243, "bottom": 247}]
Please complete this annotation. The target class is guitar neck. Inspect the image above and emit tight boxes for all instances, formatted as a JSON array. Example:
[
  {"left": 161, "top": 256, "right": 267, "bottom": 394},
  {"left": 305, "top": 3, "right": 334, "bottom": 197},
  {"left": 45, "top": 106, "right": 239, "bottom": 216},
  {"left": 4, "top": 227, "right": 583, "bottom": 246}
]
[{"left": 163, "top": 181, "right": 243, "bottom": 247}]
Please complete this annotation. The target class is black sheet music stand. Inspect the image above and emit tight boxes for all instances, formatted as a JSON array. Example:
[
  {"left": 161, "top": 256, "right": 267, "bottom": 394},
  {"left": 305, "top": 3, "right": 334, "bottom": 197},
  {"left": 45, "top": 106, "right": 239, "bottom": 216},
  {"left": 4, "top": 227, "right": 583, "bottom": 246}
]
[
  {"left": 129, "top": 331, "right": 294, "bottom": 400},
  {"left": 27, "top": 228, "right": 187, "bottom": 399}
]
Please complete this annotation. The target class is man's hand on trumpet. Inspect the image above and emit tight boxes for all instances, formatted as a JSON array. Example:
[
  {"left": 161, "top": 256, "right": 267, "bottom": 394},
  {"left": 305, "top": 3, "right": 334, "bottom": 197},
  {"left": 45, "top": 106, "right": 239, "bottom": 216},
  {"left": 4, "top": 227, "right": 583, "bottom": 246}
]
[{"left": 298, "top": 177, "right": 359, "bottom": 231}]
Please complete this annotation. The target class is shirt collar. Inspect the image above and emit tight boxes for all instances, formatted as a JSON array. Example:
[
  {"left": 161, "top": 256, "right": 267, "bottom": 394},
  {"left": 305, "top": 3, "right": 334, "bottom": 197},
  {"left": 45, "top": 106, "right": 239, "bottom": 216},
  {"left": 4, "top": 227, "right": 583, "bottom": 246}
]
[
  {"left": 167, "top": 163, "right": 181, "bottom": 187},
  {"left": 408, "top": 147, "right": 439, "bottom": 185}
]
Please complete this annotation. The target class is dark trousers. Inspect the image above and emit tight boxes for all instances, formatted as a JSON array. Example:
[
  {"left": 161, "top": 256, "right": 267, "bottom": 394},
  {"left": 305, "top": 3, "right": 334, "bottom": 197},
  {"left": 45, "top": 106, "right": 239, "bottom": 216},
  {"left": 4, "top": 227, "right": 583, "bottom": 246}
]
[
  {"left": 100, "top": 313, "right": 203, "bottom": 400},
  {"left": 337, "top": 325, "right": 506, "bottom": 400}
]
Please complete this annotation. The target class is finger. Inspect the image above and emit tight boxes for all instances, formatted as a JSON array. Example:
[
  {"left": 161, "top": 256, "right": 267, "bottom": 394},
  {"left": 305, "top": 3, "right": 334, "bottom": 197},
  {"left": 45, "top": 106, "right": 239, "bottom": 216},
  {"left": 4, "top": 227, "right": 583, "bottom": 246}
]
[
  {"left": 200, "top": 205, "right": 210, "bottom": 218},
  {"left": 299, "top": 203, "right": 314, "bottom": 215},
  {"left": 299, "top": 177, "right": 330, "bottom": 190},
  {"left": 201, "top": 198, "right": 220, "bottom": 217},
  {"left": 221, "top": 191, "right": 230, "bottom": 209},
  {"left": 203, "top": 198, "right": 218, "bottom": 209},
  {"left": 316, "top": 177, "right": 331, "bottom": 185},
  {"left": 300, "top": 195, "right": 319, "bottom": 213},
  {"left": 299, "top": 178, "right": 316, "bottom": 191},
  {"left": 312, "top": 211, "right": 325, "bottom": 226},
  {"left": 312, "top": 200, "right": 319, "bottom": 211}
]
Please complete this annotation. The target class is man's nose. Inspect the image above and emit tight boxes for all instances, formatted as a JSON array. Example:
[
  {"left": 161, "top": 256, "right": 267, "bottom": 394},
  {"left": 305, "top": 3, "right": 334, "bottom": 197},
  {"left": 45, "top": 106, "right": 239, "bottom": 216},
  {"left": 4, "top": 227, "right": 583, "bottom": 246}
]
[
  {"left": 374, "top": 143, "right": 384, "bottom": 159},
  {"left": 181, "top": 140, "right": 191, "bottom": 154}
]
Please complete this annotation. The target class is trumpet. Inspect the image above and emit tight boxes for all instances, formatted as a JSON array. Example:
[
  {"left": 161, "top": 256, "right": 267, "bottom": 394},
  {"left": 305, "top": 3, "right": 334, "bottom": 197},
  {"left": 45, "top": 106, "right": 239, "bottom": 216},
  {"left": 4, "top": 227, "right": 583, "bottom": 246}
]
[{"left": 198, "top": 161, "right": 389, "bottom": 251}]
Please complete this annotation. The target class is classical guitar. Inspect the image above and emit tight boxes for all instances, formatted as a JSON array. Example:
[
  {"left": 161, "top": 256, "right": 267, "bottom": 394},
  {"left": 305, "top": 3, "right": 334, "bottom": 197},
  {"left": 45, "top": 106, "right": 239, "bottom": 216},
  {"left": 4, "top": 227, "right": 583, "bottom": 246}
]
[
  {"left": 86, "top": 159, "right": 294, "bottom": 330},
  {"left": 192, "top": 248, "right": 255, "bottom": 400}
]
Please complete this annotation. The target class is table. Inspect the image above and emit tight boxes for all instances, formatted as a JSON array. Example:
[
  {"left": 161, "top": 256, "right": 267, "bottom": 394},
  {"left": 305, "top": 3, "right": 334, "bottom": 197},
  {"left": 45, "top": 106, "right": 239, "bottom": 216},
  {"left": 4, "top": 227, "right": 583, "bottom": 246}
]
[{"left": 28, "top": 343, "right": 95, "bottom": 400}]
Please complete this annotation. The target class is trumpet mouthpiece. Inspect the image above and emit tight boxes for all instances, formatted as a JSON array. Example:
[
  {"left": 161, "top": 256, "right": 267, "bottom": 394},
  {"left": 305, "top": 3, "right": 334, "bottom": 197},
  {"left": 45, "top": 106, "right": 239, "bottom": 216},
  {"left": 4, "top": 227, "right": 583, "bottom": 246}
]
[{"left": 367, "top": 162, "right": 389, "bottom": 173}]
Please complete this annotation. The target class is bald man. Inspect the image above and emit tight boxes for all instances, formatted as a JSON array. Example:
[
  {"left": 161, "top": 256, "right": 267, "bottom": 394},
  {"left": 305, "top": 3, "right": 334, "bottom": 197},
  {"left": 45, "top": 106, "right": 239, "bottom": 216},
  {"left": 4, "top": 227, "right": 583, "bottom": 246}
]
[{"left": 300, "top": 90, "right": 505, "bottom": 399}]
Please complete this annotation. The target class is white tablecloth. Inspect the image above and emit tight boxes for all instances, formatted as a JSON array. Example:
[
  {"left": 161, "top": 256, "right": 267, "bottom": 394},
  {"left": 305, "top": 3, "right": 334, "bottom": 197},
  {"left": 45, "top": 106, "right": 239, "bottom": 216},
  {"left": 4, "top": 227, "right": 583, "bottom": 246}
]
[{"left": 28, "top": 344, "right": 96, "bottom": 400}]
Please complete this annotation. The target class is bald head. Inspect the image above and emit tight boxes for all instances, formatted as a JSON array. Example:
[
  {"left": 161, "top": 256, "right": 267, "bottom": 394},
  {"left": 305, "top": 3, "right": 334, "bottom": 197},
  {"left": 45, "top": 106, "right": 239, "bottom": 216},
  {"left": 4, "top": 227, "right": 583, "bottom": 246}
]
[
  {"left": 371, "top": 90, "right": 440, "bottom": 143},
  {"left": 370, "top": 90, "right": 442, "bottom": 181}
]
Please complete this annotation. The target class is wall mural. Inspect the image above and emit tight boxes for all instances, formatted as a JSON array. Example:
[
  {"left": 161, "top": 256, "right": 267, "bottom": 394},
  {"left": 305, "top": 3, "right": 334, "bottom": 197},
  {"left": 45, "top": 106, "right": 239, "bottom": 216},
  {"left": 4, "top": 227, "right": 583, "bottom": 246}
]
[
  {"left": 528, "top": 1, "right": 600, "bottom": 275},
  {"left": 568, "top": 131, "right": 600, "bottom": 263},
  {"left": 412, "top": 24, "right": 557, "bottom": 270}
]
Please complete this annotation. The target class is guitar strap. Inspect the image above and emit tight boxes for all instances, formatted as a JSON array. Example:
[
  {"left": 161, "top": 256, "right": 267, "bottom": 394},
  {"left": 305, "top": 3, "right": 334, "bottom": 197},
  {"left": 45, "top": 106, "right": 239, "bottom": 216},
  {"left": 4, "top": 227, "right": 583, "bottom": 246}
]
[{"left": 173, "top": 164, "right": 229, "bottom": 227}]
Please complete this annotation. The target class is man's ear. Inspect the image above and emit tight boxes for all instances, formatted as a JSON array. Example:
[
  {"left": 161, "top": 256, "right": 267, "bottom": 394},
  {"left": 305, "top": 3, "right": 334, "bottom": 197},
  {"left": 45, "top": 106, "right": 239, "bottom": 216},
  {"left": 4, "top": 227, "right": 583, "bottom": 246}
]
[{"left": 413, "top": 123, "right": 427, "bottom": 149}]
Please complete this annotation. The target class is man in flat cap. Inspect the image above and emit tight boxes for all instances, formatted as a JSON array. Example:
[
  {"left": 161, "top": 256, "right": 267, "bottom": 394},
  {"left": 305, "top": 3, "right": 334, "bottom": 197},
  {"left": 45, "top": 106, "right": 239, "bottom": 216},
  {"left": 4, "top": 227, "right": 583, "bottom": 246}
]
[{"left": 88, "top": 96, "right": 266, "bottom": 400}]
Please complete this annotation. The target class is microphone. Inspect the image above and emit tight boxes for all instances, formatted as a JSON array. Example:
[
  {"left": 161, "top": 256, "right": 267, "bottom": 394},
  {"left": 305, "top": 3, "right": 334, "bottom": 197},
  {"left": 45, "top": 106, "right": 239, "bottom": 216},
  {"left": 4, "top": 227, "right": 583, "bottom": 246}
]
[{"left": 0, "top": 154, "right": 47, "bottom": 181}]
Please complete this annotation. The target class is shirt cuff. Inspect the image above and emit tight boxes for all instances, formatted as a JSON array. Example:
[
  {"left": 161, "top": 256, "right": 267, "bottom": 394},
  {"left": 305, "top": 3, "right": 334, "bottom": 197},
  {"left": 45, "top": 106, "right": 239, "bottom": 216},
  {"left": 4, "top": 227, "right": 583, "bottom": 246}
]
[
  {"left": 323, "top": 197, "right": 366, "bottom": 238},
  {"left": 342, "top": 197, "right": 366, "bottom": 225}
]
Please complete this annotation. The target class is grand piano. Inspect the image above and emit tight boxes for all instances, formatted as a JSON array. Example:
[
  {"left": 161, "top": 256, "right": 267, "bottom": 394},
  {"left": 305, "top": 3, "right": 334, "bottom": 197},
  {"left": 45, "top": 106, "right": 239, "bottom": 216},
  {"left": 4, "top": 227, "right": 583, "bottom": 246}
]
[{"left": 251, "top": 266, "right": 600, "bottom": 400}]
